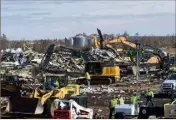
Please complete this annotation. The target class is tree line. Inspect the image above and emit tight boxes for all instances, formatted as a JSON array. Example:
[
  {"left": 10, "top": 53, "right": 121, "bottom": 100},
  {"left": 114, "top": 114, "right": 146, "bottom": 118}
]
[{"left": 0, "top": 33, "right": 175, "bottom": 53}]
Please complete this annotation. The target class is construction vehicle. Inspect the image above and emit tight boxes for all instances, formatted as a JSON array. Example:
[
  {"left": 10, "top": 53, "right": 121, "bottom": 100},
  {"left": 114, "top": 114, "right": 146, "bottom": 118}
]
[
  {"left": 4, "top": 73, "right": 80, "bottom": 117},
  {"left": 53, "top": 99, "right": 93, "bottom": 119},
  {"left": 3, "top": 44, "right": 81, "bottom": 118},
  {"left": 138, "top": 99, "right": 176, "bottom": 119},
  {"left": 95, "top": 29, "right": 169, "bottom": 70},
  {"left": 76, "top": 61, "right": 120, "bottom": 85}
]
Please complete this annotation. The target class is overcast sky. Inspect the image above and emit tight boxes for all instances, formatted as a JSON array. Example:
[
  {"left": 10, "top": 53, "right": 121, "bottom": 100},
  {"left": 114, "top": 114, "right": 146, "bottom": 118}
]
[{"left": 1, "top": 0, "right": 175, "bottom": 40}]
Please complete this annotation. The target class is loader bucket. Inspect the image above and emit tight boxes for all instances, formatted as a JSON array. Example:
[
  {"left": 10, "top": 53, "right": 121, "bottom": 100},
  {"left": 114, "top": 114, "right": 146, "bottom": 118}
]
[{"left": 6, "top": 97, "right": 44, "bottom": 115}]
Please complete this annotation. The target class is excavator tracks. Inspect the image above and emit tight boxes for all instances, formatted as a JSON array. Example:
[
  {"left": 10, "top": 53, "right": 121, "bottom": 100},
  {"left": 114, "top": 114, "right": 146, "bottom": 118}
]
[{"left": 76, "top": 76, "right": 117, "bottom": 85}]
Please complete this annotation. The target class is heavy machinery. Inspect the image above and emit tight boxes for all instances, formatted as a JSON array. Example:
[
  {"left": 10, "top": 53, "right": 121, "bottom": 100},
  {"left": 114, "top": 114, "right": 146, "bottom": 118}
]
[
  {"left": 138, "top": 99, "right": 176, "bottom": 119},
  {"left": 94, "top": 29, "right": 169, "bottom": 70},
  {"left": 53, "top": 99, "right": 93, "bottom": 119},
  {"left": 4, "top": 73, "right": 80, "bottom": 117},
  {"left": 2, "top": 44, "right": 81, "bottom": 118},
  {"left": 76, "top": 61, "right": 120, "bottom": 85}
]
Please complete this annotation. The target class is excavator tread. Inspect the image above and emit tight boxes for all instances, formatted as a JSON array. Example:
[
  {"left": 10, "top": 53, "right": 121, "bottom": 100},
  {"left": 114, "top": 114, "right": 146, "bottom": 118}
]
[{"left": 76, "top": 77, "right": 117, "bottom": 85}]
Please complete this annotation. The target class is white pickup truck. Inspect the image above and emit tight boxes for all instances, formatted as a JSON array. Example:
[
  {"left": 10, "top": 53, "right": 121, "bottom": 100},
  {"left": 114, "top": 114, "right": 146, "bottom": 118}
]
[{"left": 160, "top": 73, "right": 176, "bottom": 94}]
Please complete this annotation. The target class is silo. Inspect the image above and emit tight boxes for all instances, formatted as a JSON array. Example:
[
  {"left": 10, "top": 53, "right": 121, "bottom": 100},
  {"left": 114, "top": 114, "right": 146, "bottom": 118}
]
[
  {"left": 73, "top": 35, "right": 88, "bottom": 47},
  {"left": 88, "top": 38, "right": 93, "bottom": 47}
]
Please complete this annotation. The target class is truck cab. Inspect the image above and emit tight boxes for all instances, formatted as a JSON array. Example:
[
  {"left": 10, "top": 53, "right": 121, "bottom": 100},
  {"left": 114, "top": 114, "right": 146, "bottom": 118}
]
[{"left": 160, "top": 73, "right": 176, "bottom": 94}]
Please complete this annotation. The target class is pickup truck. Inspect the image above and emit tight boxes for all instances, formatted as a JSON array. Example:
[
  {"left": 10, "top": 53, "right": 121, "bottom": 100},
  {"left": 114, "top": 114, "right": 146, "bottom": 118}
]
[{"left": 160, "top": 73, "right": 176, "bottom": 96}]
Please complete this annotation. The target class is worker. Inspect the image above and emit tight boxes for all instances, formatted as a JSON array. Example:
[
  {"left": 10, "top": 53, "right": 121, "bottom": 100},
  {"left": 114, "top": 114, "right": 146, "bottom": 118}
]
[
  {"left": 85, "top": 72, "right": 91, "bottom": 88},
  {"left": 131, "top": 93, "right": 138, "bottom": 114},
  {"left": 53, "top": 79, "right": 59, "bottom": 89},
  {"left": 118, "top": 95, "right": 124, "bottom": 104},
  {"left": 145, "top": 88, "right": 154, "bottom": 106},
  {"left": 130, "top": 93, "right": 137, "bottom": 104},
  {"left": 46, "top": 77, "right": 59, "bottom": 90},
  {"left": 109, "top": 95, "right": 119, "bottom": 119}
]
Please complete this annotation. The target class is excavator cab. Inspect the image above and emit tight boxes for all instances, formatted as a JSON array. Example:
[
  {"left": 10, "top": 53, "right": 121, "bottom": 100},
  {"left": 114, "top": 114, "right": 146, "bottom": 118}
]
[{"left": 85, "top": 61, "right": 103, "bottom": 75}]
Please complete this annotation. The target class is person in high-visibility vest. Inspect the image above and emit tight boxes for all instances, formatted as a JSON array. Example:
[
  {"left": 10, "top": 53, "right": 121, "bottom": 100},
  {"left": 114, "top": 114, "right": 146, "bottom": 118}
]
[
  {"left": 131, "top": 93, "right": 138, "bottom": 114},
  {"left": 109, "top": 95, "right": 119, "bottom": 119},
  {"left": 53, "top": 79, "right": 59, "bottom": 89},
  {"left": 131, "top": 93, "right": 137, "bottom": 104},
  {"left": 47, "top": 77, "right": 59, "bottom": 90},
  {"left": 85, "top": 72, "right": 91, "bottom": 88},
  {"left": 145, "top": 88, "right": 154, "bottom": 106},
  {"left": 118, "top": 95, "right": 124, "bottom": 104}
]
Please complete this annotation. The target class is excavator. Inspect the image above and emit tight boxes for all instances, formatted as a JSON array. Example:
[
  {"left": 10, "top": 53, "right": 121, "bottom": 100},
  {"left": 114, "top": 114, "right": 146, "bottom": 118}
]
[
  {"left": 93, "top": 29, "right": 169, "bottom": 70},
  {"left": 2, "top": 44, "right": 81, "bottom": 118}
]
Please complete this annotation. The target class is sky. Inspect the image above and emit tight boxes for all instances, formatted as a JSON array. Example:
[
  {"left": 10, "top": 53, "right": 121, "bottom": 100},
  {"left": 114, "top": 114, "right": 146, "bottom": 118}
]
[{"left": 1, "top": 0, "right": 176, "bottom": 40}]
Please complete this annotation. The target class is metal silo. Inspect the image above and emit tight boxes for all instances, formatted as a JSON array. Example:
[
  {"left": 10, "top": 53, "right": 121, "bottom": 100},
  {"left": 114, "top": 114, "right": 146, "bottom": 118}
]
[
  {"left": 73, "top": 35, "right": 88, "bottom": 47},
  {"left": 88, "top": 38, "right": 93, "bottom": 47}
]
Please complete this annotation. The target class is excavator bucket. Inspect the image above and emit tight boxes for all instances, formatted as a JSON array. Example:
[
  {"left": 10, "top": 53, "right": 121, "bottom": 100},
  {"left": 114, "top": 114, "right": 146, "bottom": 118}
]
[{"left": 6, "top": 97, "right": 44, "bottom": 115}]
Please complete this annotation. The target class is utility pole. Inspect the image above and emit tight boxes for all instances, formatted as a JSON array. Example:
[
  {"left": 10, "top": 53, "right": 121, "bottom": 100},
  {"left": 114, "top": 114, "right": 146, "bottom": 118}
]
[{"left": 136, "top": 42, "right": 140, "bottom": 93}]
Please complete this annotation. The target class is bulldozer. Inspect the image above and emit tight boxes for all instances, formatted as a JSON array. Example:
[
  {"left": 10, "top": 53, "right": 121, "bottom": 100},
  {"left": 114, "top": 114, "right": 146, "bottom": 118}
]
[{"left": 4, "top": 73, "right": 80, "bottom": 117}]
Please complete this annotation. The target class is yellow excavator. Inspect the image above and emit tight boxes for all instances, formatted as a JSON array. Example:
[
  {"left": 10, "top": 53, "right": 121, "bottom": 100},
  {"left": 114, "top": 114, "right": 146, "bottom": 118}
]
[
  {"left": 108, "top": 36, "right": 162, "bottom": 65},
  {"left": 93, "top": 29, "right": 168, "bottom": 70},
  {"left": 76, "top": 61, "right": 120, "bottom": 85}
]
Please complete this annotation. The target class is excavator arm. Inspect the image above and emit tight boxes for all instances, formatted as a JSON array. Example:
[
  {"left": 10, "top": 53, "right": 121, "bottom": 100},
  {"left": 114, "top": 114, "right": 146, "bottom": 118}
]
[{"left": 108, "top": 36, "right": 137, "bottom": 48}]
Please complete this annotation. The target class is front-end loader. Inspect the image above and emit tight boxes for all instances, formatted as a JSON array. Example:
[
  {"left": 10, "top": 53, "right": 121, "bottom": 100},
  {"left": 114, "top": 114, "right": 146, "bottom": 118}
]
[
  {"left": 4, "top": 73, "right": 80, "bottom": 117},
  {"left": 3, "top": 44, "right": 81, "bottom": 118}
]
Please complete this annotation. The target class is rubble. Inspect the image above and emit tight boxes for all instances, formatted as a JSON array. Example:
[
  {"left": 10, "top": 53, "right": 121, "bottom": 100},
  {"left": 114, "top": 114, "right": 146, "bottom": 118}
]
[{"left": 0, "top": 43, "right": 173, "bottom": 119}]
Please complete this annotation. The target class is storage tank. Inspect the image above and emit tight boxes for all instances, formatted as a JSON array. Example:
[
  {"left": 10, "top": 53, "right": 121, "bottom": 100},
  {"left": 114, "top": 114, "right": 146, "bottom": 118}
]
[
  {"left": 69, "top": 37, "right": 73, "bottom": 46},
  {"left": 88, "top": 37, "right": 93, "bottom": 47},
  {"left": 73, "top": 35, "right": 88, "bottom": 47}
]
